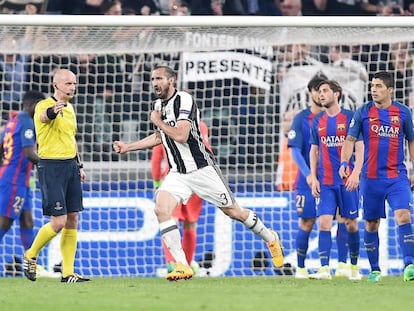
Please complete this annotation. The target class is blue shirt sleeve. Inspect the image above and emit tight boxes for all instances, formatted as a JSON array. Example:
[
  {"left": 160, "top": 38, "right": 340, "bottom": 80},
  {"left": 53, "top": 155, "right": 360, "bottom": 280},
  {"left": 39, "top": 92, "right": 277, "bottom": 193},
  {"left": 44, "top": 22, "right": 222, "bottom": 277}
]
[
  {"left": 291, "top": 147, "right": 310, "bottom": 178},
  {"left": 18, "top": 114, "right": 36, "bottom": 148},
  {"left": 402, "top": 105, "right": 414, "bottom": 141},
  {"left": 309, "top": 117, "right": 319, "bottom": 145},
  {"left": 347, "top": 107, "right": 362, "bottom": 138},
  {"left": 287, "top": 112, "right": 303, "bottom": 149}
]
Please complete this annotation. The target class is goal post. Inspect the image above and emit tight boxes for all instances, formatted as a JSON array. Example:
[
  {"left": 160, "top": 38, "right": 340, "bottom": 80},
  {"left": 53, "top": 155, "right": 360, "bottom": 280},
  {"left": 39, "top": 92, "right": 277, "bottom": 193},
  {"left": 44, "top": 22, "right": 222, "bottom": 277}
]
[
  {"left": 0, "top": 15, "right": 413, "bottom": 277},
  {"left": 2, "top": 15, "right": 414, "bottom": 54}
]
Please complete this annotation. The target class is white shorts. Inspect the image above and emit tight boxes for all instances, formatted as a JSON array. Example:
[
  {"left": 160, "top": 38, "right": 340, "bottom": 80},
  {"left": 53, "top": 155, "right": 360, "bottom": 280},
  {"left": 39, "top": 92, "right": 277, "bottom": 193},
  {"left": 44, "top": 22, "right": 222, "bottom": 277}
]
[{"left": 158, "top": 165, "right": 235, "bottom": 208}]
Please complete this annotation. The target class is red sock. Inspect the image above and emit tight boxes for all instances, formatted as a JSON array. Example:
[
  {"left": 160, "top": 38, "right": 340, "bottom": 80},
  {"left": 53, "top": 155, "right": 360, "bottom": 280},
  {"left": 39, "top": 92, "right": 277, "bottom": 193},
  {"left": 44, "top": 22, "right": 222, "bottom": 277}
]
[
  {"left": 162, "top": 240, "right": 174, "bottom": 263},
  {"left": 182, "top": 228, "right": 196, "bottom": 265}
]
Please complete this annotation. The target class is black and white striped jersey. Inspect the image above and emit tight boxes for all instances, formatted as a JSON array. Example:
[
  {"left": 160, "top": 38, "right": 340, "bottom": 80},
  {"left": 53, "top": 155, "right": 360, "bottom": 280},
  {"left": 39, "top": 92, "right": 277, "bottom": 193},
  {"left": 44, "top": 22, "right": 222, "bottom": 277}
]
[{"left": 153, "top": 90, "right": 216, "bottom": 173}]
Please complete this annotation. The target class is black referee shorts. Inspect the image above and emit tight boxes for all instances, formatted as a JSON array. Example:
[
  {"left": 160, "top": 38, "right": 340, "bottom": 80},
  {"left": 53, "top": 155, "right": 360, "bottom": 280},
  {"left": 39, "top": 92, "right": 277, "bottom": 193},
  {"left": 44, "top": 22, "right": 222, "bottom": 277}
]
[{"left": 37, "top": 158, "right": 84, "bottom": 216}]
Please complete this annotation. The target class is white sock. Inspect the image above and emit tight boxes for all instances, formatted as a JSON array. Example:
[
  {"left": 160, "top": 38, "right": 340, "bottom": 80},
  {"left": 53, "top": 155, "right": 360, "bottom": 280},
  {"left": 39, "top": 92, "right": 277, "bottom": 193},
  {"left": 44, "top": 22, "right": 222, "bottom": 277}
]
[
  {"left": 159, "top": 219, "right": 188, "bottom": 265},
  {"left": 243, "top": 210, "right": 274, "bottom": 242}
]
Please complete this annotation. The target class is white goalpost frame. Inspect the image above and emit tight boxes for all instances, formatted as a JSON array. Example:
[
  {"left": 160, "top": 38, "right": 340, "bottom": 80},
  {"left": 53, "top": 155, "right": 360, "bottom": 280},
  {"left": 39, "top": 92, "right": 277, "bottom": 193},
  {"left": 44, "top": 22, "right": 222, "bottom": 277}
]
[
  {"left": 0, "top": 15, "right": 413, "bottom": 277},
  {"left": 2, "top": 15, "right": 414, "bottom": 55},
  {"left": 1, "top": 14, "right": 414, "bottom": 28}
]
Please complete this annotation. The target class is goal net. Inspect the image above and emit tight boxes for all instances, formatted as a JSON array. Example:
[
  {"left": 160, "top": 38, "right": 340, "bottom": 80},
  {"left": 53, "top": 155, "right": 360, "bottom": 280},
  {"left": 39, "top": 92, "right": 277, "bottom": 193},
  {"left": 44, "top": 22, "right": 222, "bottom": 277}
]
[{"left": 1, "top": 15, "right": 413, "bottom": 277}]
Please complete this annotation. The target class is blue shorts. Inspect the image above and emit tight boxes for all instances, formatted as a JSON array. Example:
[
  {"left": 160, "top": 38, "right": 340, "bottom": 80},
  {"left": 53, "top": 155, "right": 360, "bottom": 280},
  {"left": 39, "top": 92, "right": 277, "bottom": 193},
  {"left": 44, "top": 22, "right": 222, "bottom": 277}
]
[
  {"left": 317, "top": 185, "right": 359, "bottom": 219},
  {"left": 0, "top": 182, "right": 33, "bottom": 220},
  {"left": 295, "top": 187, "right": 317, "bottom": 218},
  {"left": 37, "top": 158, "right": 84, "bottom": 216},
  {"left": 360, "top": 177, "right": 412, "bottom": 220}
]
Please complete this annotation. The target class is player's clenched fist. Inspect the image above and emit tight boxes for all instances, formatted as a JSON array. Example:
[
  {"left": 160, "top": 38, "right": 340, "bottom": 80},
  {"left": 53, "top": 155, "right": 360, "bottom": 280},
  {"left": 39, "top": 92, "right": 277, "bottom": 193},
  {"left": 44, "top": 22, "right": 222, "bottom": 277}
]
[
  {"left": 113, "top": 141, "right": 126, "bottom": 154},
  {"left": 150, "top": 110, "right": 162, "bottom": 128}
]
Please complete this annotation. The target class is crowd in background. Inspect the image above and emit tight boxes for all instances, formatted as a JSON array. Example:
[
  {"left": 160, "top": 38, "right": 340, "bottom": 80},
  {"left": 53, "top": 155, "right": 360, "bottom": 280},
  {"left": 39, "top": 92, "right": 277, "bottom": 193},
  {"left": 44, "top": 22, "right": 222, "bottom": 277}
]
[
  {"left": 0, "top": 0, "right": 414, "bottom": 167},
  {"left": 1, "top": 0, "right": 414, "bottom": 17}
]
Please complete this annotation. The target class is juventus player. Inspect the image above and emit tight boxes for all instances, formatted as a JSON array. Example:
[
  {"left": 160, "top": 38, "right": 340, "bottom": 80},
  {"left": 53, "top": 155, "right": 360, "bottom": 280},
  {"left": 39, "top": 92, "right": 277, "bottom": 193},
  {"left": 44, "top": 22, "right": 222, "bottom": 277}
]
[{"left": 113, "top": 66, "right": 284, "bottom": 281}]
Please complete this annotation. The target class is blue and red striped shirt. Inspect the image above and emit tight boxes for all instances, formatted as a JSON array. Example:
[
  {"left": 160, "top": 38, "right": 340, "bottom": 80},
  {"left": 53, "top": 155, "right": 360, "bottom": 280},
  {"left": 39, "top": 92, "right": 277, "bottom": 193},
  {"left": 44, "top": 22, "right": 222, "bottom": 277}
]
[
  {"left": 0, "top": 111, "right": 36, "bottom": 186},
  {"left": 310, "top": 108, "right": 356, "bottom": 186},
  {"left": 348, "top": 100, "right": 414, "bottom": 179}
]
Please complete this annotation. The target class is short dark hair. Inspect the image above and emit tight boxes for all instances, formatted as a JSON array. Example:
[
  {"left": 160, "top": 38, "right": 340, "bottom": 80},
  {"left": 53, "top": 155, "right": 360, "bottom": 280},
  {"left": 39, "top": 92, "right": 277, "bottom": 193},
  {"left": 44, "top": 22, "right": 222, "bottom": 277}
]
[
  {"left": 372, "top": 71, "right": 394, "bottom": 88},
  {"left": 22, "top": 90, "right": 45, "bottom": 107},
  {"left": 101, "top": 0, "right": 121, "bottom": 14},
  {"left": 153, "top": 65, "right": 177, "bottom": 80},
  {"left": 318, "top": 80, "right": 343, "bottom": 101},
  {"left": 308, "top": 73, "right": 328, "bottom": 91}
]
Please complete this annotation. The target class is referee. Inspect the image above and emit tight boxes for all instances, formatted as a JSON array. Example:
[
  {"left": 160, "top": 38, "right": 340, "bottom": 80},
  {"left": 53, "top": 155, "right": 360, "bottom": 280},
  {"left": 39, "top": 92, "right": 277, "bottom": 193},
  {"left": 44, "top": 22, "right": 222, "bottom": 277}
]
[{"left": 23, "top": 69, "right": 90, "bottom": 283}]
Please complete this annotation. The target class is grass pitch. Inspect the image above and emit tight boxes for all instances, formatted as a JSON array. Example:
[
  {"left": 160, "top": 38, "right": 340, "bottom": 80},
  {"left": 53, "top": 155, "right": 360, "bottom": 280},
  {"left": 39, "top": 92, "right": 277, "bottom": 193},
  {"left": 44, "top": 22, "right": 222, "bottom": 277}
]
[{"left": 0, "top": 276, "right": 412, "bottom": 311}]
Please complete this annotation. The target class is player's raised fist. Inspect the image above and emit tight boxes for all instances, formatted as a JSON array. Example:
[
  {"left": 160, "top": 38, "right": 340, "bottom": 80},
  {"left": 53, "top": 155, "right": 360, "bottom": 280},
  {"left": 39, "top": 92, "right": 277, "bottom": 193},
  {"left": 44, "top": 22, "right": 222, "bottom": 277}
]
[{"left": 113, "top": 141, "right": 126, "bottom": 154}]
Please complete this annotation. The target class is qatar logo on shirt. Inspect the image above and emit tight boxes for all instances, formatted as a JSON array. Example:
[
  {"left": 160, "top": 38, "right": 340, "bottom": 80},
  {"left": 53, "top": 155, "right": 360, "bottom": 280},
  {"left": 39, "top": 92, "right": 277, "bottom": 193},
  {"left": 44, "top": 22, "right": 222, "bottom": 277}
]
[
  {"left": 320, "top": 135, "right": 345, "bottom": 147},
  {"left": 370, "top": 124, "right": 399, "bottom": 138}
]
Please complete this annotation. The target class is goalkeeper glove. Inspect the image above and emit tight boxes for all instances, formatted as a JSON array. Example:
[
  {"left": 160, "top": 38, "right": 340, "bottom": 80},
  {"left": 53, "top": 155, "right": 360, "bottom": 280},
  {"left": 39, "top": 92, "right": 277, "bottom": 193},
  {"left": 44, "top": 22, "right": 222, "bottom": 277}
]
[
  {"left": 153, "top": 180, "right": 162, "bottom": 190},
  {"left": 29, "top": 175, "right": 36, "bottom": 190}
]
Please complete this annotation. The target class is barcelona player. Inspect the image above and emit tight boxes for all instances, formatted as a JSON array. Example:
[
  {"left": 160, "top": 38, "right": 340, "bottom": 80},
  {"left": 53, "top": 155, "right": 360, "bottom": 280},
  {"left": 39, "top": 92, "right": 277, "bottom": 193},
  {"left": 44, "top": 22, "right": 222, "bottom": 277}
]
[
  {"left": 340, "top": 71, "right": 414, "bottom": 282},
  {"left": 309, "top": 80, "right": 363, "bottom": 280},
  {"left": 288, "top": 75, "right": 352, "bottom": 278},
  {"left": 0, "top": 91, "right": 45, "bottom": 258}
]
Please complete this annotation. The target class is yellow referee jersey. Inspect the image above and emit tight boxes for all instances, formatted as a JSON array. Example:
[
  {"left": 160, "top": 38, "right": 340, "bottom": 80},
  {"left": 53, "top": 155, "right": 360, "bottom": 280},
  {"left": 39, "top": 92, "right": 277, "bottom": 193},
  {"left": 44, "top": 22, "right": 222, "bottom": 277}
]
[{"left": 34, "top": 97, "right": 77, "bottom": 159}]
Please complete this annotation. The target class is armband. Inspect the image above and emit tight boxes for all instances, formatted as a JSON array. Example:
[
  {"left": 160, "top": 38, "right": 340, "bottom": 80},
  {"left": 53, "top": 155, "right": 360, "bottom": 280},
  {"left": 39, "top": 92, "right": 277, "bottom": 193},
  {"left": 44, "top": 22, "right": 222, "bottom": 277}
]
[
  {"left": 46, "top": 107, "right": 58, "bottom": 120},
  {"left": 340, "top": 161, "right": 348, "bottom": 169}
]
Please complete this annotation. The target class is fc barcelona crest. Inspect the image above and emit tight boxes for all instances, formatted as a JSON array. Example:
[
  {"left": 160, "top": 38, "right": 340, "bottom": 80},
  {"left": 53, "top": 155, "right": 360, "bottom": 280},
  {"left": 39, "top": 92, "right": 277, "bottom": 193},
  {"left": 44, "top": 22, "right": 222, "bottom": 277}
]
[{"left": 337, "top": 123, "right": 345, "bottom": 131}]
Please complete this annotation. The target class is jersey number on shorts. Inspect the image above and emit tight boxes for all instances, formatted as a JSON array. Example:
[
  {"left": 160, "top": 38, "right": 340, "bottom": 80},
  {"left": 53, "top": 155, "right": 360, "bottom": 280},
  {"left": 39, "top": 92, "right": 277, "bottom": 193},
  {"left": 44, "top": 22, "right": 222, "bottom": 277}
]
[
  {"left": 296, "top": 195, "right": 305, "bottom": 214},
  {"left": 220, "top": 193, "right": 229, "bottom": 206},
  {"left": 13, "top": 196, "right": 25, "bottom": 215}
]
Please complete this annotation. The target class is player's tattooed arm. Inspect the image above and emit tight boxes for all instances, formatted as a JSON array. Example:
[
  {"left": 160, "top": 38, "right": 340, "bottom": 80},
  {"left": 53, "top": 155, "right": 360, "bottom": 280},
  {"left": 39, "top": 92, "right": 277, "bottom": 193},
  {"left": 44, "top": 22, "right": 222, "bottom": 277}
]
[{"left": 345, "top": 135, "right": 357, "bottom": 142}]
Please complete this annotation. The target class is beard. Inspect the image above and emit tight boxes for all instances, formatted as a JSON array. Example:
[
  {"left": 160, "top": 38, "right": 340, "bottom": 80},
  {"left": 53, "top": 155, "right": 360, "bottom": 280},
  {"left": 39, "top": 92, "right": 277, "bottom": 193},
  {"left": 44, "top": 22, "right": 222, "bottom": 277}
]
[
  {"left": 154, "top": 86, "right": 167, "bottom": 99},
  {"left": 314, "top": 101, "right": 323, "bottom": 108},
  {"left": 311, "top": 98, "right": 323, "bottom": 108},
  {"left": 322, "top": 100, "right": 334, "bottom": 109}
]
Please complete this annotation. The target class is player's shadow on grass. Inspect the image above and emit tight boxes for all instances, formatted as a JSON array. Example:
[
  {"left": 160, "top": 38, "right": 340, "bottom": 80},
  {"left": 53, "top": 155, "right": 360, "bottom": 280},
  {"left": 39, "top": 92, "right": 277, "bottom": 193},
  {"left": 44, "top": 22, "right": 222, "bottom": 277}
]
[{"left": 252, "top": 251, "right": 294, "bottom": 276}]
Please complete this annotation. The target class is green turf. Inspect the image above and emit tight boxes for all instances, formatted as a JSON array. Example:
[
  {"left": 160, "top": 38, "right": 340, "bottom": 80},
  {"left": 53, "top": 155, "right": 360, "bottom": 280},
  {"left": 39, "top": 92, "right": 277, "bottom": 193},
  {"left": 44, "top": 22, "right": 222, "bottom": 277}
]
[{"left": 0, "top": 276, "right": 413, "bottom": 311}]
